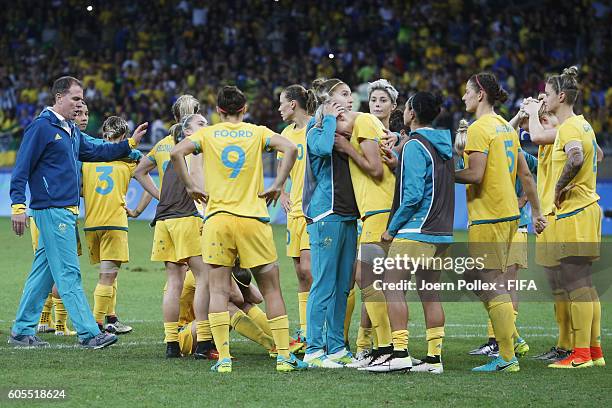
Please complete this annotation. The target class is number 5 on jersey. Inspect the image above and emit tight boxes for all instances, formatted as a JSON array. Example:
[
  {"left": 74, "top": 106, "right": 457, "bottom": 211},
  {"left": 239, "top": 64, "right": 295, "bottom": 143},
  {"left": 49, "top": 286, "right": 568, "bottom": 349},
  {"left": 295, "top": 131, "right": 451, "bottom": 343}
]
[{"left": 222, "top": 146, "right": 245, "bottom": 178}]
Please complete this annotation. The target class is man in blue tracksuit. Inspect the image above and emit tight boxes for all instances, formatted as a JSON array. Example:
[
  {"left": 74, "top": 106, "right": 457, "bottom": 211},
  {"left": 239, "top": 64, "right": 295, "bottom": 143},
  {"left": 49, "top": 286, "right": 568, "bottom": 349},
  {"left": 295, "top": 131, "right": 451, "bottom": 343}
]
[
  {"left": 302, "top": 100, "right": 360, "bottom": 368},
  {"left": 9, "top": 76, "right": 146, "bottom": 349}
]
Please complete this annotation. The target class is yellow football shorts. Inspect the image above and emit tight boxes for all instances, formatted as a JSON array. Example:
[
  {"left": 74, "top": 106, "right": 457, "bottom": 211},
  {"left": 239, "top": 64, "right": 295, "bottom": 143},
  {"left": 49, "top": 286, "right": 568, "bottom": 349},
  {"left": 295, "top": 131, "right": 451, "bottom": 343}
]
[
  {"left": 555, "top": 203, "right": 601, "bottom": 262},
  {"left": 202, "top": 213, "right": 277, "bottom": 268},
  {"left": 286, "top": 215, "right": 310, "bottom": 258},
  {"left": 507, "top": 228, "right": 528, "bottom": 269},
  {"left": 359, "top": 212, "right": 390, "bottom": 244},
  {"left": 151, "top": 216, "right": 202, "bottom": 263},
  {"left": 388, "top": 238, "right": 451, "bottom": 270},
  {"left": 178, "top": 321, "right": 195, "bottom": 356},
  {"left": 535, "top": 214, "right": 558, "bottom": 268},
  {"left": 85, "top": 229, "right": 129, "bottom": 264},
  {"left": 468, "top": 219, "right": 519, "bottom": 271}
]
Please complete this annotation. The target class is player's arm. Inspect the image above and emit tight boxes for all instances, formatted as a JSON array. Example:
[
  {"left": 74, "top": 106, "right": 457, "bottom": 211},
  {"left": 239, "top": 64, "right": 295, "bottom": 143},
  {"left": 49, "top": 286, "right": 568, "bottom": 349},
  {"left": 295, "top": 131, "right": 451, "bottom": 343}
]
[
  {"left": 82, "top": 132, "right": 142, "bottom": 162},
  {"left": 229, "top": 279, "right": 245, "bottom": 307},
  {"left": 596, "top": 143, "right": 604, "bottom": 163},
  {"left": 334, "top": 137, "right": 384, "bottom": 181},
  {"left": 259, "top": 134, "right": 297, "bottom": 206},
  {"left": 517, "top": 152, "right": 546, "bottom": 233},
  {"left": 133, "top": 157, "right": 160, "bottom": 200},
  {"left": 189, "top": 153, "right": 205, "bottom": 193},
  {"left": 383, "top": 141, "right": 426, "bottom": 241},
  {"left": 127, "top": 191, "right": 153, "bottom": 218},
  {"left": 170, "top": 137, "right": 207, "bottom": 204},
  {"left": 306, "top": 103, "right": 344, "bottom": 157},
  {"left": 79, "top": 123, "right": 148, "bottom": 162},
  {"left": 10, "top": 123, "right": 47, "bottom": 235},
  {"left": 523, "top": 101, "right": 556, "bottom": 145},
  {"left": 276, "top": 158, "right": 291, "bottom": 213},
  {"left": 554, "top": 140, "right": 583, "bottom": 209},
  {"left": 455, "top": 152, "right": 486, "bottom": 184}
]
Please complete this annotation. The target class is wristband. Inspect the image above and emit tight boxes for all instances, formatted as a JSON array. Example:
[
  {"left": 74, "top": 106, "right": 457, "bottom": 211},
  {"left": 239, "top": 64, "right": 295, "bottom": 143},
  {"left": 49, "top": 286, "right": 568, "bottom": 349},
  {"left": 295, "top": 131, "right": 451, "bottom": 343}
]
[{"left": 11, "top": 204, "right": 26, "bottom": 215}]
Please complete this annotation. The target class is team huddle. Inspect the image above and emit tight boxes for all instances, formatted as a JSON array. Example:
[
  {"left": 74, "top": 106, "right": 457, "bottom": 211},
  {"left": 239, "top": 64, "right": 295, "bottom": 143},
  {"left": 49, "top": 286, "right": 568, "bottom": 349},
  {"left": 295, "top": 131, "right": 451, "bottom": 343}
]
[{"left": 8, "top": 66, "right": 604, "bottom": 374}]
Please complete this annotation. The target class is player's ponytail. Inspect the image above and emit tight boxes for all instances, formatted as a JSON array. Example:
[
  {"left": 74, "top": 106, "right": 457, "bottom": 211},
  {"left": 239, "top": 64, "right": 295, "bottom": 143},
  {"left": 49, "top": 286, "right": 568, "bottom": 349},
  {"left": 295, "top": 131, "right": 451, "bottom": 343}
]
[
  {"left": 468, "top": 72, "right": 508, "bottom": 105},
  {"left": 283, "top": 84, "right": 315, "bottom": 115},
  {"left": 546, "top": 65, "right": 580, "bottom": 105},
  {"left": 169, "top": 123, "right": 182, "bottom": 144},
  {"left": 102, "top": 116, "right": 129, "bottom": 142},
  {"left": 454, "top": 119, "right": 469, "bottom": 156}
]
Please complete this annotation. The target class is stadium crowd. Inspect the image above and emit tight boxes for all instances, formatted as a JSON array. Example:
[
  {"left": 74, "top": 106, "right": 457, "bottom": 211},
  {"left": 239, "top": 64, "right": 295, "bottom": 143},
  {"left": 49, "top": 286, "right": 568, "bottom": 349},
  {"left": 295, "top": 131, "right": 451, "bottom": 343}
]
[{"left": 0, "top": 0, "right": 611, "bottom": 165}]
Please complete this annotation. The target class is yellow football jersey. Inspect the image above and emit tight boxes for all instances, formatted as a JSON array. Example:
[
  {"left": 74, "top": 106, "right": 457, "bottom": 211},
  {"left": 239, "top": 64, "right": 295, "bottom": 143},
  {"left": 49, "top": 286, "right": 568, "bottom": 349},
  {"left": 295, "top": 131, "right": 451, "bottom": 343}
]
[
  {"left": 277, "top": 123, "right": 307, "bottom": 218},
  {"left": 464, "top": 114, "right": 520, "bottom": 224},
  {"left": 537, "top": 144, "right": 555, "bottom": 216},
  {"left": 146, "top": 135, "right": 174, "bottom": 189},
  {"left": 551, "top": 115, "right": 599, "bottom": 215},
  {"left": 349, "top": 113, "right": 395, "bottom": 218},
  {"left": 189, "top": 122, "right": 274, "bottom": 220},
  {"left": 82, "top": 161, "right": 136, "bottom": 230}
]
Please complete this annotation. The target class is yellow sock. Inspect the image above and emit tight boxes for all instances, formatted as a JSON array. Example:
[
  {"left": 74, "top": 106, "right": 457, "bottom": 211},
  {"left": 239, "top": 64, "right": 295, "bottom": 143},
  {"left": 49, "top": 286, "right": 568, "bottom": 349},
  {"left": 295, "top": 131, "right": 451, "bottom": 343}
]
[
  {"left": 553, "top": 289, "right": 572, "bottom": 350},
  {"left": 108, "top": 280, "right": 117, "bottom": 316},
  {"left": 486, "top": 318, "right": 495, "bottom": 339},
  {"left": 590, "top": 287, "right": 601, "bottom": 348},
  {"left": 209, "top": 311, "right": 231, "bottom": 360},
  {"left": 164, "top": 322, "right": 179, "bottom": 343},
  {"left": 93, "top": 284, "right": 113, "bottom": 323},
  {"left": 344, "top": 286, "right": 356, "bottom": 342},
  {"left": 391, "top": 329, "right": 408, "bottom": 352},
  {"left": 196, "top": 320, "right": 212, "bottom": 342},
  {"left": 42, "top": 293, "right": 53, "bottom": 314},
  {"left": 487, "top": 294, "right": 515, "bottom": 361},
  {"left": 372, "top": 328, "right": 379, "bottom": 349},
  {"left": 247, "top": 305, "right": 272, "bottom": 337},
  {"left": 356, "top": 326, "right": 373, "bottom": 353},
  {"left": 179, "top": 271, "right": 196, "bottom": 327},
  {"left": 268, "top": 315, "right": 290, "bottom": 359},
  {"left": 298, "top": 291, "right": 309, "bottom": 334},
  {"left": 231, "top": 310, "right": 274, "bottom": 351},
  {"left": 568, "top": 287, "right": 593, "bottom": 349},
  {"left": 53, "top": 297, "right": 67, "bottom": 327},
  {"left": 362, "top": 285, "right": 392, "bottom": 347},
  {"left": 512, "top": 310, "right": 520, "bottom": 340},
  {"left": 426, "top": 326, "right": 444, "bottom": 357}
]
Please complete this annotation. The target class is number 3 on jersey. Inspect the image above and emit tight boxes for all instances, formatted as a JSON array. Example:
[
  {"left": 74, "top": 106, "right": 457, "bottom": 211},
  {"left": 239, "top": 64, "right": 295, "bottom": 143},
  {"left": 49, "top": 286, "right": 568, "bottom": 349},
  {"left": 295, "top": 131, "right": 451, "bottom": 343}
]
[
  {"left": 95, "top": 166, "right": 114, "bottom": 195},
  {"left": 222, "top": 145, "right": 245, "bottom": 178},
  {"left": 504, "top": 140, "right": 515, "bottom": 173}
]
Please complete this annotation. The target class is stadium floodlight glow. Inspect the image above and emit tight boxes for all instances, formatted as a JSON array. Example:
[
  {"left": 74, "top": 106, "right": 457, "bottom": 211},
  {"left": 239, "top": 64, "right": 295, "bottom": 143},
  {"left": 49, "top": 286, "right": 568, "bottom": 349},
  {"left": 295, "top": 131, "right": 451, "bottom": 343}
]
[
  {"left": 328, "top": 53, "right": 334, "bottom": 59},
  {"left": 86, "top": 5, "right": 93, "bottom": 11}
]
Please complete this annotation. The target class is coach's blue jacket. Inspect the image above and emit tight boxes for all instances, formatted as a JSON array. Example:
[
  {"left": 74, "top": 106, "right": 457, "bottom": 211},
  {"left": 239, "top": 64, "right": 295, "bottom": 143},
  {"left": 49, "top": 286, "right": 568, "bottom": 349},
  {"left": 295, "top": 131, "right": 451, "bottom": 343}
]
[
  {"left": 387, "top": 128, "right": 455, "bottom": 243},
  {"left": 302, "top": 115, "right": 359, "bottom": 223},
  {"left": 11, "top": 108, "right": 133, "bottom": 210}
]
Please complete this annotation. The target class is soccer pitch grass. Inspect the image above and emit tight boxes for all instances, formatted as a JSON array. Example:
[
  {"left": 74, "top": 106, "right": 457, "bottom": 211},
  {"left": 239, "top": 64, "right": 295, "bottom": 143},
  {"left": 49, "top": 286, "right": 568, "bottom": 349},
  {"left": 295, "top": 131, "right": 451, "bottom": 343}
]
[{"left": 0, "top": 218, "right": 610, "bottom": 407}]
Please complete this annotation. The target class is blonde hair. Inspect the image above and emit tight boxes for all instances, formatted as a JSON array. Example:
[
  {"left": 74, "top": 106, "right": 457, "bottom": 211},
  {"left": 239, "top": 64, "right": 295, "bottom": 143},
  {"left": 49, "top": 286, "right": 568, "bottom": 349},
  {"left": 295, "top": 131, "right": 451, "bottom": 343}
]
[
  {"left": 172, "top": 94, "right": 200, "bottom": 122},
  {"left": 102, "top": 116, "right": 129, "bottom": 141},
  {"left": 454, "top": 119, "right": 469, "bottom": 155},
  {"left": 546, "top": 66, "right": 580, "bottom": 106},
  {"left": 367, "top": 79, "right": 398, "bottom": 104},
  {"left": 311, "top": 78, "right": 345, "bottom": 128}
]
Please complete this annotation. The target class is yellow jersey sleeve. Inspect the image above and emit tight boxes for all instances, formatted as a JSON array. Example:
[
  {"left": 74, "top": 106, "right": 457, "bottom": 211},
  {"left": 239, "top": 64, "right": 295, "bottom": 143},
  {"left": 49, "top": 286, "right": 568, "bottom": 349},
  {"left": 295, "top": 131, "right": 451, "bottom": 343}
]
[
  {"left": 258, "top": 125, "right": 275, "bottom": 152},
  {"left": 465, "top": 123, "right": 490, "bottom": 154},
  {"left": 353, "top": 113, "right": 385, "bottom": 142},
  {"left": 189, "top": 128, "right": 205, "bottom": 155}
]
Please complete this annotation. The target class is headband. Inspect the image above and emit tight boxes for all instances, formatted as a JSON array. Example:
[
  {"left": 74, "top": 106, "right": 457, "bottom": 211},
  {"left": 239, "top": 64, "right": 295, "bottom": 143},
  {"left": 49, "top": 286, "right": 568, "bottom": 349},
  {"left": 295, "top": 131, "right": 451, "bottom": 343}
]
[
  {"left": 328, "top": 81, "right": 345, "bottom": 94},
  {"left": 474, "top": 75, "right": 484, "bottom": 91},
  {"left": 218, "top": 105, "right": 246, "bottom": 115}
]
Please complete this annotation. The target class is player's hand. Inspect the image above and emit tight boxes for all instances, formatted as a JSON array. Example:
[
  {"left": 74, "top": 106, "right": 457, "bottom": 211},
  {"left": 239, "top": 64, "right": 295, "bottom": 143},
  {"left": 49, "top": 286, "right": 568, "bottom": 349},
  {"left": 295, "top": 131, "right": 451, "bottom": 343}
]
[
  {"left": 554, "top": 183, "right": 575, "bottom": 209},
  {"left": 518, "top": 194, "right": 528, "bottom": 209},
  {"left": 382, "top": 129, "right": 398, "bottom": 149},
  {"left": 381, "top": 230, "right": 394, "bottom": 242},
  {"left": 187, "top": 185, "right": 209, "bottom": 204},
  {"left": 334, "top": 134, "right": 351, "bottom": 153},
  {"left": 259, "top": 184, "right": 282, "bottom": 207},
  {"left": 279, "top": 191, "right": 292, "bottom": 213},
  {"left": 11, "top": 213, "right": 28, "bottom": 236},
  {"left": 130, "top": 122, "right": 149, "bottom": 146},
  {"left": 523, "top": 99, "right": 542, "bottom": 117},
  {"left": 126, "top": 208, "right": 139, "bottom": 218},
  {"left": 380, "top": 145, "right": 398, "bottom": 170},
  {"left": 532, "top": 214, "right": 548, "bottom": 235},
  {"left": 323, "top": 102, "right": 345, "bottom": 118}
]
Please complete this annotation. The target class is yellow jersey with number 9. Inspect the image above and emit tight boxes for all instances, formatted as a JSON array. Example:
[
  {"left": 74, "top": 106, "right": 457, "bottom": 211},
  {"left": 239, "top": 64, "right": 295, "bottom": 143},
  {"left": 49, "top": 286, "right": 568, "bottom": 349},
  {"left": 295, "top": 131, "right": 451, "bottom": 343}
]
[
  {"left": 189, "top": 122, "right": 274, "bottom": 220},
  {"left": 551, "top": 115, "right": 599, "bottom": 216},
  {"left": 464, "top": 113, "right": 520, "bottom": 224},
  {"left": 277, "top": 123, "right": 307, "bottom": 218},
  {"left": 82, "top": 161, "right": 136, "bottom": 230},
  {"left": 146, "top": 135, "right": 174, "bottom": 189},
  {"left": 349, "top": 113, "right": 395, "bottom": 219}
]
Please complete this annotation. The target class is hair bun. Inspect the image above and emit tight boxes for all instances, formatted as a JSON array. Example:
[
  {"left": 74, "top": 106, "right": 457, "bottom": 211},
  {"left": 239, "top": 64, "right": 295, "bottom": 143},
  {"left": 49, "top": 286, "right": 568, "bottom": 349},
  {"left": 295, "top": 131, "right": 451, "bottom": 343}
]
[
  {"left": 562, "top": 66, "right": 579, "bottom": 78},
  {"left": 311, "top": 78, "right": 326, "bottom": 90}
]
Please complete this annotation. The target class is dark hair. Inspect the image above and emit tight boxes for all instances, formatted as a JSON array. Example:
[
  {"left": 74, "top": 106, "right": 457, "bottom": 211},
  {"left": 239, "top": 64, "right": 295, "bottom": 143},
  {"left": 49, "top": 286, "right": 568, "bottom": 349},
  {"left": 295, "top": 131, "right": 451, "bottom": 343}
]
[
  {"left": 232, "top": 265, "right": 252, "bottom": 288},
  {"left": 407, "top": 92, "right": 443, "bottom": 124},
  {"left": 283, "top": 84, "right": 316, "bottom": 115},
  {"left": 217, "top": 85, "right": 247, "bottom": 115},
  {"left": 389, "top": 109, "right": 405, "bottom": 133},
  {"left": 468, "top": 72, "right": 509, "bottom": 105},
  {"left": 546, "top": 66, "right": 580, "bottom": 106},
  {"left": 51, "top": 76, "right": 82, "bottom": 102}
]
